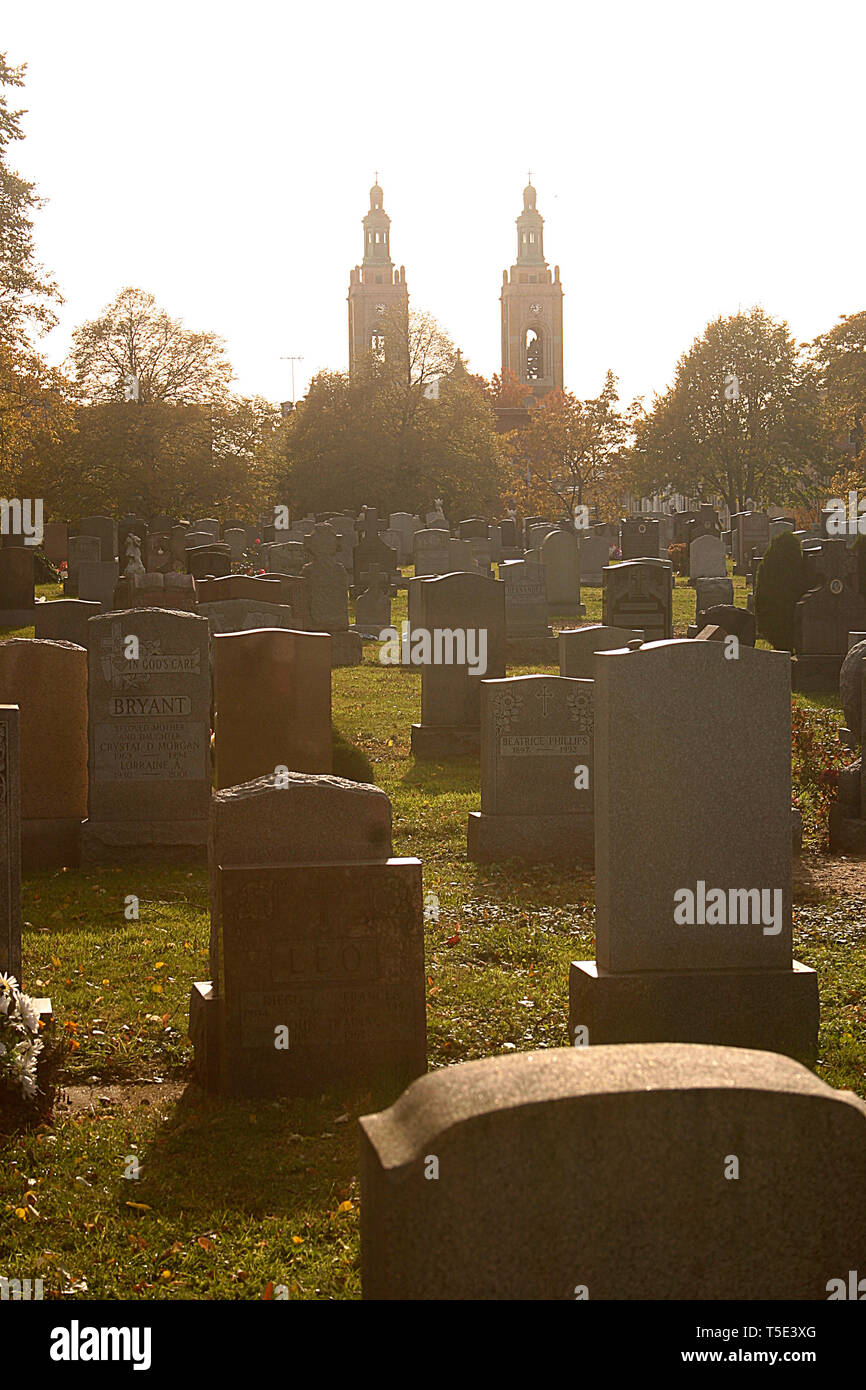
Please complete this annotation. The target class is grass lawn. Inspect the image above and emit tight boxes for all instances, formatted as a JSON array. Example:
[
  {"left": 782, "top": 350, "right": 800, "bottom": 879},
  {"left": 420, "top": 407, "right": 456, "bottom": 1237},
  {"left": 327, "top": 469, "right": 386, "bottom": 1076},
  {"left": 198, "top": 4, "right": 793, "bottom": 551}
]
[{"left": 0, "top": 571, "right": 862, "bottom": 1300}]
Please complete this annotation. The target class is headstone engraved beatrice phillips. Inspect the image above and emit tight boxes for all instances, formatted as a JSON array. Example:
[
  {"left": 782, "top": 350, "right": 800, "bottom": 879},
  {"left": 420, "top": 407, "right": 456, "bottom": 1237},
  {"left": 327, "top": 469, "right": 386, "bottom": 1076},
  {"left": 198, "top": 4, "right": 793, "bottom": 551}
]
[
  {"left": 468, "top": 675, "right": 594, "bottom": 863},
  {"left": 82, "top": 609, "right": 211, "bottom": 864},
  {"left": 190, "top": 774, "right": 426, "bottom": 1098}
]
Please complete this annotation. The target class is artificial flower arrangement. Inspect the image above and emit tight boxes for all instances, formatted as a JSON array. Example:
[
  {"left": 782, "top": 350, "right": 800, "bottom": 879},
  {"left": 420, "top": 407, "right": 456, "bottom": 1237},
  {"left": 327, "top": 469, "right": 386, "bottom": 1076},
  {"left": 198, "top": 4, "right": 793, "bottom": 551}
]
[{"left": 0, "top": 974, "right": 63, "bottom": 1132}]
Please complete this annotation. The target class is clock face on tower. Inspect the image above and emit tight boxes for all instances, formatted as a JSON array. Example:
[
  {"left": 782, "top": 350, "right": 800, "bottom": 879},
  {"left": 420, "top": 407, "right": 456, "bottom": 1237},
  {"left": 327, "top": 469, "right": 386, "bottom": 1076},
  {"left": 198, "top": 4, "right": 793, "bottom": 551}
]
[
  {"left": 530, "top": 302, "right": 543, "bottom": 315},
  {"left": 376, "top": 303, "right": 386, "bottom": 315}
]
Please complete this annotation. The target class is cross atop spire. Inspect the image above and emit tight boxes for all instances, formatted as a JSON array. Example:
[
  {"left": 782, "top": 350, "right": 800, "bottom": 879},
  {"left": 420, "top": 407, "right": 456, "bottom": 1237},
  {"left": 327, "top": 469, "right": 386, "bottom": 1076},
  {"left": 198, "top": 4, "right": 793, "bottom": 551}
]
[{"left": 527, "top": 168, "right": 532, "bottom": 185}]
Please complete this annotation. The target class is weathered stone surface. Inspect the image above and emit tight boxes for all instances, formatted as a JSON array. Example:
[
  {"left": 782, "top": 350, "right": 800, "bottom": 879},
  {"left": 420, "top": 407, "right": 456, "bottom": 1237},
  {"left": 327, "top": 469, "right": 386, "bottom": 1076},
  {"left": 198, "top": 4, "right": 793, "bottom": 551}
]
[
  {"left": 302, "top": 524, "right": 349, "bottom": 631},
  {"left": 840, "top": 639, "right": 866, "bottom": 740},
  {"left": 541, "top": 529, "right": 582, "bottom": 611},
  {"left": 413, "top": 530, "right": 451, "bottom": 579},
  {"left": 468, "top": 675, "right": 593, "bottom": 863},
  {"left": 0, "top": 705, "right": 21, "bottom": 982},
  {"left": 193, "top": 775, "right": 424, "bottom": 1098},
  {"left": 198, "top": 598, "right": 298, "bottom": 635},
  {"left": 0, "top": 548, "right": 35, "bottom": 622},
  {"left": 500, "top": 559, "right": 549, "bottom": 638},
  {"left": 696, "top": 604, "right": 755, "bottom": 645},
  {"left": 43, "top": 521, "right": 68, "bottom": 564},
  {"left": 576, "top": 534, "right": 608, "bottom": 584},
  {"left": 558, "top": 624, "right": 642, "bottom": 678},
  {"left": 79, "top": 515, "right": 117, "bottom": 561},
  {"left": 66, "top": 534, "right": 101, "bottom": 593},
  {"left": 213, "top": 628, "right": 332, "bottom": 788},
  {"left": 360, "top": 1043, "right": 866, "bottom": 1300},
  {"left": 35, "top": 599, "right": 101, "bottom": 647},
  {"left": 0, "top": 639, "right": 87, "bottom": 868},
  {"left": 620, "top": 517, "right": 659, "bottom": 560},
  {"left": 602, "top": 560, "right": 672, "bottom": 643},
  {"left": 83, "top": 609, "right": 211, "bottom": 862},
  {"left": 689, "top": 533, "right": 726, "bottom": 579},
  {"left": 570, "top": 638, "right": 817, "bottom": 1060},
  {"left": 695, "top": 576, "right": 734, "bottom": 617},
  {"left": 77, "top": 558, "right": 118, "bottom": 610},
  {"left": 409, "top": 572, "right": 506, "bottom": 758}
]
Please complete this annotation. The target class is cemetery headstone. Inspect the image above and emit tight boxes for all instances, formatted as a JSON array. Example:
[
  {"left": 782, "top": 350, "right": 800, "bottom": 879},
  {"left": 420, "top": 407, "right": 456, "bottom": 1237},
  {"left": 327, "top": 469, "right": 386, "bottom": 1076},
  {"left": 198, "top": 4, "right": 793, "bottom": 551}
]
[
  {"left": 409, "top": 572, "right": 506, "bottom": 758},
  {"left": 190, "top": 774, "right": 425, "bottom": 1098},
  {"left": 558, "top": 623, "right": 643, "bottom": 678},
  {"left": 213, "top": 628, "right": 332, "bottom": 788},
  {"left": 541, "top": 528, "right": 584, "bottom": 612},
  {"left": 413, "top": 528, "right": 450, "bottom": 577},
  {"left": 35, "top": 598, "right": 102, "bottom": 647},
  {"left": 0, "top": 705, "right": 21, "bottom": 983},
  {"left": 0, "top": 548, "right": 35, "bottom": 625},
  {"left": 0, "top": 639, "right": 87, "bottom": 869},
  {"left": 569, "top": 639, "right": 818, "bottom": 1060},
  {"left": 468, "top": 674, "right": 594, "bottom": 862},
  {"left": 602, "top": 559, "right": 673, "bottom": 643},
  {"left": 82, "top": 609, "right": 212, "bottom": 864},
  {"left": 359, "top": 1043, "right": 866, "bottom": 1299}
]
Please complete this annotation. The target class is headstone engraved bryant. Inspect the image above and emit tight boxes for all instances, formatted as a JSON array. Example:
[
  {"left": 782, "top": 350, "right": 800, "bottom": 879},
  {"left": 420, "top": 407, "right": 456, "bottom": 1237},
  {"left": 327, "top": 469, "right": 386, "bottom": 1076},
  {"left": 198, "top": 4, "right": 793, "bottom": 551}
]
[
  {"left": 359, "top": 1044, "right": 866, "bottom": 1299},
  {"left": 468, "top": 675, "right": 594, "bottom": 863},
  {"left": 190, "top": 774, "right": 426, "bottom": 1098},
  {"left": 569, "top": 639, "right": 818, "bottom": 1060},
  {"left": 81, "top": 609, "right": 211, "bottom": 863}
]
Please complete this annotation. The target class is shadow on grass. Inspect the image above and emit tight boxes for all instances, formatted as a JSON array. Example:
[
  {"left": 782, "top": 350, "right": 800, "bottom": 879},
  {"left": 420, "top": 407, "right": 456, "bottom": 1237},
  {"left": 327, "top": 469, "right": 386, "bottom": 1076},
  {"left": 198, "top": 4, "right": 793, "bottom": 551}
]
[
  {"left": 401, "top": 757, "right": 479, "bottom": 792},
  {"left": 135, "top": 1078, "right": 389, "bottom": 1221},
  {"left": 331, "top": 725, "right": 376, "bottom": 783}
]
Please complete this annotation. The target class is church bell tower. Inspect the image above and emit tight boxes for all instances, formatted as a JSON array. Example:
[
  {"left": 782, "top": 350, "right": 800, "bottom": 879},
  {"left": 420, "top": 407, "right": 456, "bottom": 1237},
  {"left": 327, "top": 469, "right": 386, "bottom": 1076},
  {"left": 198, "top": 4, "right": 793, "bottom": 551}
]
[
  {"left": 348, "top": 180, "right": 409, "bottom": 372},
  {"left": 500, "top": 180, "right": 563, "bottom": 400}
]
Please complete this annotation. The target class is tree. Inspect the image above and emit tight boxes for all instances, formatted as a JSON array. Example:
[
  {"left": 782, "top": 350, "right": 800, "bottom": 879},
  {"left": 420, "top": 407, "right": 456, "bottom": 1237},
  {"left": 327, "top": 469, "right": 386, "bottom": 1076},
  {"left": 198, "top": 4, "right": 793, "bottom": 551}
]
[
  {"left": 280, "top": 308, "right": 505, "bottom": 516},
  {"left": 501, "top": 373, "right": 632, "bottom": 521},
  {"left": 0, "top": 343, "right": 74, "bottom": 501},
  {"left": 628, "top": 309, "right": 822, "bottom": 515},
  {"left": 0, "top": 53, "right": 61, "bottom": 350},
  {"left": 70, "top": 287, "right": 233, "bottom": 406},
  {"left": 810, "top": 310, "right": 866, "bottom": 500}
]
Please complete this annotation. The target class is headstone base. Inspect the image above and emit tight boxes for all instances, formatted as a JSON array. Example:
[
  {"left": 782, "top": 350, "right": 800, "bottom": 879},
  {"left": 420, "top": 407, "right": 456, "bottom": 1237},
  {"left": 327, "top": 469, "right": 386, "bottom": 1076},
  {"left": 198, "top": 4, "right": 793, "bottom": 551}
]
[
  {"left": 791, "top": 654, "right": 844, "bottom": 691},
  {"left": 828, "top": 803, "right": 866, "bottom": 852},
  {"left": 0, "top": 609, "right": 35, "bottom": 628},
  {"left": 22, "top": 817, "right": 81, "bottom": 870},
  {"left": 80, "top": 819, "right": 209, "bottom": 865},
  {"left": 569, "top": 960, "right": 819, "bottom": 1063},
  {"left": 467, "top": 810, "right": 593, "bottom": 864},
  {"left": 330, "top": 630, "right": 363, "bottom": 666},
  {"left": 411, "top": 724, "right": 479, "bottom": 759},
  {"left": 548, "top": 603, "right": 586, "bottom": 618},
  {"left": 504, "top": 634, "right": 558, "bottom": 664}
]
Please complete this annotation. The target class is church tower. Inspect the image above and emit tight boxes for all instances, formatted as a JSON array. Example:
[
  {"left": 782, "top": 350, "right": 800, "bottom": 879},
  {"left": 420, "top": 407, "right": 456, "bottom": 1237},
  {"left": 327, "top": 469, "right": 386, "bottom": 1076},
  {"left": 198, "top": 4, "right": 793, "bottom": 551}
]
[
  {"left": 500, "top": 180, "right": 563, "bottom": 400},
  {"left": 348, "top": 180, "right": 409, "bottom": 372}
]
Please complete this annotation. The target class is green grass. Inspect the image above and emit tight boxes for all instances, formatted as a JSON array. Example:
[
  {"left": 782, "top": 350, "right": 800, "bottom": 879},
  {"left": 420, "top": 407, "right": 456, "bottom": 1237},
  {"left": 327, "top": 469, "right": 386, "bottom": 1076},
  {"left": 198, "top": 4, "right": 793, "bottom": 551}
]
[{"left": 0, "top": 566, "right": 863, "bottom": 1300}]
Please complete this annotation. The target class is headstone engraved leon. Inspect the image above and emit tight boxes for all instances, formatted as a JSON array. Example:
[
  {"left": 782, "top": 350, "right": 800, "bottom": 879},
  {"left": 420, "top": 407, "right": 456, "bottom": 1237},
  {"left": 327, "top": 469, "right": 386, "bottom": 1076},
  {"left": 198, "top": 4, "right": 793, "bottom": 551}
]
[
  {"left": 570, "top": 640, "right": 818, "bottom": 1060},
  {"left": 82, "top": 609, "right": 211, "bottom": 864},
  {"left": 190, "top": 774, "right": 426, "bottom": 1098},
  {"left": 468, "top": 675, "right": 594, "bottom": 863},
  {"left": 0, "top": 705, "right": 22, "bottom": 983},
  {"left": 602, "top": 559, "right": 672, "bottom": 643},
  {"left": 359, "top": 1043, "right": 866, "bottom": 1300}
]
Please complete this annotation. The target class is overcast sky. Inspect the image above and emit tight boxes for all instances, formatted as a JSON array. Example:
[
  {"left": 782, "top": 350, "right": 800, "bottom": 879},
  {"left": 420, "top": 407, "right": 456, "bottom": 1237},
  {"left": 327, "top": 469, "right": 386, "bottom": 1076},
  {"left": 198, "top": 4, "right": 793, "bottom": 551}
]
[{"left": 5, "top": 0, "right": 864, "bottom": 410}]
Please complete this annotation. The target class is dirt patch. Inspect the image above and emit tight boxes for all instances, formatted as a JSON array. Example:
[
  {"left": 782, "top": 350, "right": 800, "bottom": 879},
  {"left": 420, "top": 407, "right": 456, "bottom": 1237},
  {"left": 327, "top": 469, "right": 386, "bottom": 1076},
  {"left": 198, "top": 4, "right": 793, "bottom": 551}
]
[
  {"left": 56, "top": 1081, "right": 187, "bottom": 1116},
  {"left": 795, "top": 852, "right": 866, "bottom": 900}
]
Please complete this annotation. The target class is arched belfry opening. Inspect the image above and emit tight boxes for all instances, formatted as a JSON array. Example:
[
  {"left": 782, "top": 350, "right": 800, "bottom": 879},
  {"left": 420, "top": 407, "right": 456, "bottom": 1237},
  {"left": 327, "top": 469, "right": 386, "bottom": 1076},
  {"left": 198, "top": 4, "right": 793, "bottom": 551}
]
[{"left": 524, "top": 327, "right": 543, "bottom": 381}]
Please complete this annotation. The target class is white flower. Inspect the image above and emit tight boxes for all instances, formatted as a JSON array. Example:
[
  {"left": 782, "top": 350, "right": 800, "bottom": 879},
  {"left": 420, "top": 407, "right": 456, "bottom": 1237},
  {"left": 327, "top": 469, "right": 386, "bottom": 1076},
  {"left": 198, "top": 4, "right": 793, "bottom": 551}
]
[{"left": 17, "top": 993, "right": 40, "bottom": 1035}]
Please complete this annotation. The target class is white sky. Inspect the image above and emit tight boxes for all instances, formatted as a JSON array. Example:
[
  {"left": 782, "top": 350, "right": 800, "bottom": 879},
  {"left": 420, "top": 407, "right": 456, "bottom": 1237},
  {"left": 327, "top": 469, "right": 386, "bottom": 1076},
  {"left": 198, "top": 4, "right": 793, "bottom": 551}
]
[{"left": 4, "top": 0, "right": 865, "bottom": 410}]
